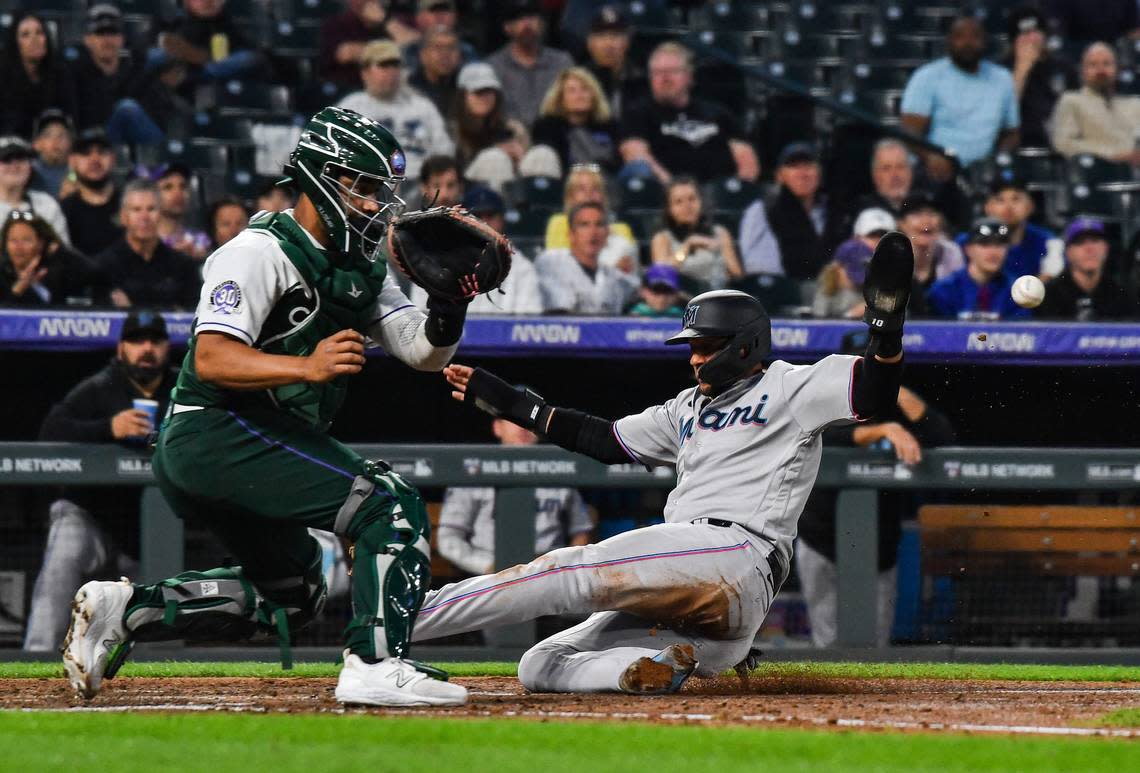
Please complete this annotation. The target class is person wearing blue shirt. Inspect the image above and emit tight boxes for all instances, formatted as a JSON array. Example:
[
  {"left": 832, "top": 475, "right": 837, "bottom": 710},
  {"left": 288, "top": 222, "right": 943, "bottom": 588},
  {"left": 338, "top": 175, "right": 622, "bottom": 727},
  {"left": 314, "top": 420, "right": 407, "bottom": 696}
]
[
  {"left": 901, "top": 16, "right": 1020, "bottom": 181},
  {"left": 927, "top": 218, "right": 1031, "bottom": 319},
  {"left": 955, "top": 178, "right": 1064, "bottom": 278}
]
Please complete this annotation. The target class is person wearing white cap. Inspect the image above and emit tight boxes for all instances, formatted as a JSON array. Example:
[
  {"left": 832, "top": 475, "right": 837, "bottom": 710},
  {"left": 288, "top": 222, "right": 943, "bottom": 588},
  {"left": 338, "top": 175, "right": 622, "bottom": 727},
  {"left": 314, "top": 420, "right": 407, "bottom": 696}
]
[
  {"left": 337, "top": 39, "right": 454, "bottom": 179},
  {"left": 451, "top": 62, "right": 559, "bottom": 192},
  {"left": 812, "top": 208, "right": 897, "bottom": 318}
]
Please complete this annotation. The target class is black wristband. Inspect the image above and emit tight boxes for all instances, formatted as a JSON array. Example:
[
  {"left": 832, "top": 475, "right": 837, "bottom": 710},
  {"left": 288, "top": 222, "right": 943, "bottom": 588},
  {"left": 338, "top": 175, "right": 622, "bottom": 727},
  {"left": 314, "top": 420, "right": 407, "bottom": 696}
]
[
  {"left": 868, "top": 330, "right": 903, "bottom": 358},
  {"left": 424, "top": 296, "right": 469, "bottom": 347},
  {"left": 464, "top": 367, "right": 549, "bottom": 431}
]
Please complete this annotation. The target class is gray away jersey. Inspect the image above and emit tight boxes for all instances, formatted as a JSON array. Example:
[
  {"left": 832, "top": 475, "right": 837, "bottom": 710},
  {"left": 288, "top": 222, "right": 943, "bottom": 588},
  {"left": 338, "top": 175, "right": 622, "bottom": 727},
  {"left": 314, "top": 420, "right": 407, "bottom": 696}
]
[{"left": 612, "top": 355, "right": 861, "bottom": 566}]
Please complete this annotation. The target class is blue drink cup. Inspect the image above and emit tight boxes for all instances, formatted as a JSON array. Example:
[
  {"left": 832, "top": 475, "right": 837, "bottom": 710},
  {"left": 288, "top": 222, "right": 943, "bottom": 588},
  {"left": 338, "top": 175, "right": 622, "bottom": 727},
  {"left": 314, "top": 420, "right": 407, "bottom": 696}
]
[{"left": 132, "top": 399, "right": 159, "bottom": 437}]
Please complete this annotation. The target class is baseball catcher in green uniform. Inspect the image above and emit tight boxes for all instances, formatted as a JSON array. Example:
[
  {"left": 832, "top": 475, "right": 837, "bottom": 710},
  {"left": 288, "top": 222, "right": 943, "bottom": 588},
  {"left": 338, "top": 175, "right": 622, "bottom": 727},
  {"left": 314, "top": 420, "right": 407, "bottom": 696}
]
[{"left": 62, "top": 106, "right": 510, "bottom": 707}]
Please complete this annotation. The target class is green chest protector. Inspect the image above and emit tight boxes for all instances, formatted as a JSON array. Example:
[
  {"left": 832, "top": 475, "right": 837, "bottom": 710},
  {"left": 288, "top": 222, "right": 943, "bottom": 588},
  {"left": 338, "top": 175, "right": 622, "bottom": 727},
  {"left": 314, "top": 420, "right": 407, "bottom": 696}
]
[{"left": 173, "top": 213, "right": 389, "bottom": 431}]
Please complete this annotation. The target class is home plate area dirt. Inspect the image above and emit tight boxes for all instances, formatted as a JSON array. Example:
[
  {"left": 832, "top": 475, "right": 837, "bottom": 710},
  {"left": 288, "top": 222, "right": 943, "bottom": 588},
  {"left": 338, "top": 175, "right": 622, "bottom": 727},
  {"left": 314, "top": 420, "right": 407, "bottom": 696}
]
[{"left": 5, "top": 675, "right": 1140, "bottom": 737}]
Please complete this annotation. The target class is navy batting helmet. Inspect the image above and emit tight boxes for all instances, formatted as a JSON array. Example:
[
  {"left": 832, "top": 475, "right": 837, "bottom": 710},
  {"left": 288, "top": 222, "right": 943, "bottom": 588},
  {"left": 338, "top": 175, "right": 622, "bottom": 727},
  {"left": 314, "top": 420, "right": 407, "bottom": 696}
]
[{"left": 666, "top": 290, "right": 771, "bottom": 389}]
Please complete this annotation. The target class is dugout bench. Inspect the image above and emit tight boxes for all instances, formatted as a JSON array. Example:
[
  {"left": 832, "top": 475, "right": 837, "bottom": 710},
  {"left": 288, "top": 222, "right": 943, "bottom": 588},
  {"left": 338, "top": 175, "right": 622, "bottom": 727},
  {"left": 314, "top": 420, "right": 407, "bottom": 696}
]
[
  {"left": 918, "top": 505, "right": 1140, "bottom": 645},
  {"left": 3, "top": 444, "right": 1140, "bottom": 651}
]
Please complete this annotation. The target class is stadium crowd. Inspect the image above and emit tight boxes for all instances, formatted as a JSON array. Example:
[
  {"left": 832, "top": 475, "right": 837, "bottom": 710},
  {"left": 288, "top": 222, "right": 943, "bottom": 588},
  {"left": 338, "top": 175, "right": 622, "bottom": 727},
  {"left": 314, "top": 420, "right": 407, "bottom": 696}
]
[{"left": 0, "top": 0, "right": 1139, "bottom": 322}]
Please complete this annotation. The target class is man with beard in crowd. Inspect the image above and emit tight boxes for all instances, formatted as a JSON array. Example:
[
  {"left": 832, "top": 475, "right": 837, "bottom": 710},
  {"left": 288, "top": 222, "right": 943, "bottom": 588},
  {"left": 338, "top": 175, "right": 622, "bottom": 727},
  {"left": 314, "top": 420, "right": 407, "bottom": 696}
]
[
  {"left": 59, "top": 129, "right": 122, "bottom": 258},
  {"left": 23, "top": 311, "right": 178, "bottom": 652}
]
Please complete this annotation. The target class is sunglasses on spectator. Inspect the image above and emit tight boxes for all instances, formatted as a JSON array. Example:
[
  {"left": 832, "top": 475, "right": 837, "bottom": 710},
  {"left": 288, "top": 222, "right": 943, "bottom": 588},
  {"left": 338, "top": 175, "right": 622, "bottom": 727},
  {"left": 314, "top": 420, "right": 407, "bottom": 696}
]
[
  {"left": 363, "top": 59, "right": 401, "bottom": 69},
  {"left": 6, "top": 210, "right": 36, "bottom": 223},
  {"left": 570, "top": 163, "right": 601, "bottom": 173}
]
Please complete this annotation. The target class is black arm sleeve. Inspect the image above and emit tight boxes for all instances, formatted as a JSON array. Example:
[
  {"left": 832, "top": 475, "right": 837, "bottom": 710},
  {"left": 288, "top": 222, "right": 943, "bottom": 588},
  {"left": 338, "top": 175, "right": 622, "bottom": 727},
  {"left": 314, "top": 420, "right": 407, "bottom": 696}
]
[
  {"left": 424, "top": 296, "right": 469, "bottom": 346},
  {"left": 850, "top": 355, "right": 903, "bottom": 420},
  {"left": 544, "top": 407, "right": 634, "bottom": 465}
]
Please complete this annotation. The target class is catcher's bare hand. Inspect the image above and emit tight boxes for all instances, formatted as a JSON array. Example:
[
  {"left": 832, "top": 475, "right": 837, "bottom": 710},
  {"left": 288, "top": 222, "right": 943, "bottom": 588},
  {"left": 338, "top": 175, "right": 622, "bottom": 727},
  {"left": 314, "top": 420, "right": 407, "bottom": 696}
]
[
  {"left": 443, "top": 363, "right": 474, "bottom": 401},
  {"left": 305, "top": 329, "right": 366, "bottom": 382}
]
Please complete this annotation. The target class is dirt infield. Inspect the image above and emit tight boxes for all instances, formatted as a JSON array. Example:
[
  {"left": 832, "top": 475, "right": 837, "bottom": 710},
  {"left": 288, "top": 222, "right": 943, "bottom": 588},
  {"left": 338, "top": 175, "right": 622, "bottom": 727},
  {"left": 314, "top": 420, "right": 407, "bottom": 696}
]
[{"left": 5, "top": 675, "right": 1140, "bottom": 737}]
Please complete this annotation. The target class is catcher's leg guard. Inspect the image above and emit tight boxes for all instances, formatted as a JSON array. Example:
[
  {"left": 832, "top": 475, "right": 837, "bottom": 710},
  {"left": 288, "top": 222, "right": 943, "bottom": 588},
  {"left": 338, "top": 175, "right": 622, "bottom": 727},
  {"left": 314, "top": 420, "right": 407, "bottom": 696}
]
[
  {"left": 337, "top": 461, "right": 432, "bottom": 661},
  {"left": 123, "top": 541, "right": 327, "bottom": 668}
]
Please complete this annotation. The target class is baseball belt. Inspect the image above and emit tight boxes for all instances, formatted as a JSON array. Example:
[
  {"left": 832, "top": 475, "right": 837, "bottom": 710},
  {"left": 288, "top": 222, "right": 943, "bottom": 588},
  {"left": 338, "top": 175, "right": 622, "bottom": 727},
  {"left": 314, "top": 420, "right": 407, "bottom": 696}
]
[{"left": 696, "top": 517, "right": 788, "bottom": 591}]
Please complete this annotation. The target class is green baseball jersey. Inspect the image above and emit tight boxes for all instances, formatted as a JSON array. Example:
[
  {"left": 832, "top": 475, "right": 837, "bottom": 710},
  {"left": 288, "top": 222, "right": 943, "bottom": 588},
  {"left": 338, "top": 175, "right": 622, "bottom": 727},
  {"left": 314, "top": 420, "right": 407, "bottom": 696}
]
[{"left": 171, "top": 209, "right": 453, "bottom": 431}]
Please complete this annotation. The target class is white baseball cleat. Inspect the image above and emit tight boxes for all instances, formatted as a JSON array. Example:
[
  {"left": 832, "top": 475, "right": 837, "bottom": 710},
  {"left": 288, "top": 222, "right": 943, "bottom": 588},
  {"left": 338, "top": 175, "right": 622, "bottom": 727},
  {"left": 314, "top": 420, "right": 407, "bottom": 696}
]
[
  {"left": 618, "top": 643, "right": 698, "bottom": 695},
  {"left": 335, "top": 651, "right": 468, "bottom": 706},
  {"left": 62, "top": 578, "right": 134, "bottom": 699}
]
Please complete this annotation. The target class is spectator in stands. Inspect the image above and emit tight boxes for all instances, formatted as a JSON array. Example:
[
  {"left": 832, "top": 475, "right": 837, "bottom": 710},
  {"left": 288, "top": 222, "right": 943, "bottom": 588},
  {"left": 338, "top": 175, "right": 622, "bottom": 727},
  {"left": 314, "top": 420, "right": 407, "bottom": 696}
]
[
  {"left": 22, "top": 311, "right": 177, "bottom": 652},
  {"left": 812, "top": 208, "right": 895, "bottom": 319},
  {"left": 1050, "top": 43, "right": 1140, "bottom": 164},
  {"left": 70, "top": 4, "right": 166, "bottom": 146},
  {"left": 255, "top": 179, "right": 295, "bottom": 213},
  {"left": 619, "top": 41, "right": 759, "bottom": 184},
  {"left": 536, "top": 201, "right": 639, "bottom": 314},
  {"left": 486, "top": 1, "right": 575, "bottom": 127},
  {"left": 1046, "top": 0, "right": 1140, "bottom": 44},
  {"left": 737, "top": 142, "right": 851, "bottom": 297},
  {"left": 411, "top": 185, "right": 543, "bottom": 314},
  {"left": 337, "top": 40, "right": 454, "bottom": 180},
  {"left": 98, "top": 179, "right": 200, "bottom": 309},
  {"left": 207, "top": 195, "right": 249, "bottom": 250},
  {"left": 153, "top": 164, "right": 211, "bottom": 261},
  {"left": 419, "top": 154, "right": 463, "bottom": 207},
  {"left": 531, "top": 67, "right": 620, "bottom": 176},
  {"left": 543, "top": 164, "right": 636, "bottom": 270},
  {"left": 897, "top": 193, "right": 963, "bottom": 308},
  {"left": 321, "top": 1, "right": 402, "bottom": 87},
  {"left": 0, "top": 136, "right": 70, "bottom": 246},
  {"left": 437, "top": 416, "right": 592, "bottom": 577},
  {"left": 975, "top": 178, "right": 1064, "bottom": 277},
  {"left": 926, "top": 218, "right": 1030, "bottom": 319},
  {"left": 408, "top": 25, "right": 463, "bottom": 119},
  {"left": 651, "top": 176, "right": 742, "bottom": 293},
  {"left": 0, "top": 11, "right": 77, "bottom": 138},
  {"left": 1036, "top": 217, "right": 1138, "bottom": 319},
  {"left": 583, "top": 6, "right": 641, "bottom": 120},
  {"left": 900, "top": 16, "right": 1019, "bottom": 180},
  {"left": 30, "top": 109, "right": 73, "bottom": 199},
  {"left": 796, "top": 330, "right": 956, "bottom": 649},
  {"left": 150, "top": 0, "right": 263, "bottom": 85},
  {"left": 628, "top": 263, "right": 686, "bottom": 318},
  {"left": 858, "top": 139, "right": 915, "bottom": 219},
  {"left": 59, "top": 129, "right": 122, "bottom": 258},
  {"left": 451, "top": 63, "right": 558, "bottom": 192},
  {"left": 401, "top": 1, "right": 476, "bottom": 71},
  {"left": 0, "top": 211, "right": 100, "bottom": 308},
  {"left": 1004, "top": 6, "right": 1075, "bottom": 149}
]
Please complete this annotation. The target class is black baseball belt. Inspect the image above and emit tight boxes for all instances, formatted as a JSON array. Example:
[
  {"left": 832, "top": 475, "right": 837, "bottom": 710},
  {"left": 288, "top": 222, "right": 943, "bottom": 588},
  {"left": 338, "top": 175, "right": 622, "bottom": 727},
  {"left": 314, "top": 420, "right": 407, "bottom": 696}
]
[{"left": 693, "top": 517, "right": 788, "bottom": 591}]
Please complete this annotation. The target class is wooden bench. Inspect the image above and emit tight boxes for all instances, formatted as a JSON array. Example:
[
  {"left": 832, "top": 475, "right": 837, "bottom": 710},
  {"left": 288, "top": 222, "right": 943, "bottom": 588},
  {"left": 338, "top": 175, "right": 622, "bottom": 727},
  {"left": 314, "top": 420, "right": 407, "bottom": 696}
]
[
  {"left": 919, "top": 505, "right": 1140, "bottom": 577},
  {"left": 918, "top": 505, "right": 1140, "bottom": 644}
]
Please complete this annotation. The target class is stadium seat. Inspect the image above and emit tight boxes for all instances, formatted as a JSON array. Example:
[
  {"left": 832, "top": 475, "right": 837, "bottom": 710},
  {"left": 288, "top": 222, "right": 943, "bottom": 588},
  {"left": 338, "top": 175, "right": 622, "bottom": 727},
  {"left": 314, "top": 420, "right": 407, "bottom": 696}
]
[
  {"left": 616, "top": 176, "right": 664, "bottom": 211},
  {"left": 271, "top": 19, "right": 321, "bottom": 60},
  {"left": 704, "top": 177, "right": 763, "bottom": 213},
  {"left": 502, "top": 208, "right": 551, "bottom": 240},
  {"left": 503, "top": 177, "right": 563, "bottom": 211},
  {"left": 188, "top": 113, "right": 255, "bottom": 145},
  {"left": 791, "top": 3, "right": 866, "bottom": 34},
  {"left": 280, "top": 0, "right": 342, "bottom": 21},
  {"left": 689, "top": 1, "right": 771, "bottom": 33},
  {"left": 202, "top": 81, "right": 295, "bottom": 121},
  {"left": 136, "top": 140, "right": 229, "bottom": 175},
  {"left": 690, "top": 29, "right": 751, "bottom": 59}
]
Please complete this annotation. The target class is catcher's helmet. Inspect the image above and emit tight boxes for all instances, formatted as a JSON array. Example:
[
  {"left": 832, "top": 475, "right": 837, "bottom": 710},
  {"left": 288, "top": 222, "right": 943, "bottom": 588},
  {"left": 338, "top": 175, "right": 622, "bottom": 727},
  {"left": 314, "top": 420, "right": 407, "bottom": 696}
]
[
  {"left": 666, "top": 290, "right": 771, "bottom": 389},
  {"left": 283, "top": 106, "right": 406, "bottom": 262}
]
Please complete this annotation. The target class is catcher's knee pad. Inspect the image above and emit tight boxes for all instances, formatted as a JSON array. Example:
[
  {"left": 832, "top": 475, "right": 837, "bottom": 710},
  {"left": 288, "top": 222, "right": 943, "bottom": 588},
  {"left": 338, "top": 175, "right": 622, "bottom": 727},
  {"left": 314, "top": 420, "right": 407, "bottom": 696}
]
[
  {"left": 336, "top": 461, "right": 432, "bottom": 659},
  {"left": 253, "top": 538, "right": 328, "bottom": 636}
]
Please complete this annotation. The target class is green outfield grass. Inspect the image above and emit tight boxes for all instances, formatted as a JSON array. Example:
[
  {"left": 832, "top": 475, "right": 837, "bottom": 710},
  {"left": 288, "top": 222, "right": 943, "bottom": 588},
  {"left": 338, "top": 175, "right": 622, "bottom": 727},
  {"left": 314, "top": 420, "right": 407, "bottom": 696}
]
[
  {"left": 3, "top": 660, "right": 1140, "bottom": 681},
  {"left": 0, "top": 712, "right": 1136, "bottom": 773}
]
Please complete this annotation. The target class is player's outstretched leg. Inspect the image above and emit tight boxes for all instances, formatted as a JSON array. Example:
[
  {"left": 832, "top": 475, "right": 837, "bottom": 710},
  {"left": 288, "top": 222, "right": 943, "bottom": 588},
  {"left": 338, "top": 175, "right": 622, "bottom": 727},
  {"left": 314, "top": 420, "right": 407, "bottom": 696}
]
[{"left": 333, "top": 463, "right": 466, "bottom": 707}]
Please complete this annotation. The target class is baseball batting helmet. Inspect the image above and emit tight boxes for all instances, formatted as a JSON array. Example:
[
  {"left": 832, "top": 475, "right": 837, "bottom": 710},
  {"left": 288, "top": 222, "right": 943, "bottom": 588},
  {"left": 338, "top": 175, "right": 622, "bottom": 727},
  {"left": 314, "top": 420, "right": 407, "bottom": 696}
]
[
  {"left": 282, "top": 106, "right": 407, "bottom": 262},
  {"left": 666, "top": 290, "right": 771, "bottom": 389}
]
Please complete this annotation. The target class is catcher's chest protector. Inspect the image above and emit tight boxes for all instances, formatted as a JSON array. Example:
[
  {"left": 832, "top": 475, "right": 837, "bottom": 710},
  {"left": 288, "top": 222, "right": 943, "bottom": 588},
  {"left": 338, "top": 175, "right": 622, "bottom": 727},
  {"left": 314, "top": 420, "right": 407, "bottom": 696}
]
[{"left": 248, "top": 213, "right": 389, "bottom": 430}]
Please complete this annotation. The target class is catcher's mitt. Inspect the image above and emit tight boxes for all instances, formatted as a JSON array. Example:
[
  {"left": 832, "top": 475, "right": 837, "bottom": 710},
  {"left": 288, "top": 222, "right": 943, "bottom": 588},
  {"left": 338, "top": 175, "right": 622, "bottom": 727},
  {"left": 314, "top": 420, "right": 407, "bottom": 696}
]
[{"left": 387, "top": 206, "right": 512, "bottom": 302}]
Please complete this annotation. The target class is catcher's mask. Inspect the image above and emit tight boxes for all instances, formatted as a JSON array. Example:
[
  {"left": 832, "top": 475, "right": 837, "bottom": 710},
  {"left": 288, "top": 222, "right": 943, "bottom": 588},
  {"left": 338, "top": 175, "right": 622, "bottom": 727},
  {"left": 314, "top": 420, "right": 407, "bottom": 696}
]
[
  {"left": 283, "top": 106, "right": 407, "bottom": 262},
  {"left": 666, "top": 290, "right": 772, "bottom": 391}
]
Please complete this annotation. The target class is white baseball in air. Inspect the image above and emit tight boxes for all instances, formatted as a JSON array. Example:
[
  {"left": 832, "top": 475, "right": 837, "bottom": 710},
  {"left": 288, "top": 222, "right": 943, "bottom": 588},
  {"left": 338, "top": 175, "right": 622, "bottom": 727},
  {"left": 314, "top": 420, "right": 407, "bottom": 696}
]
[{"left": 1011, "top": 274, "right": 1045, "bottom": 308}]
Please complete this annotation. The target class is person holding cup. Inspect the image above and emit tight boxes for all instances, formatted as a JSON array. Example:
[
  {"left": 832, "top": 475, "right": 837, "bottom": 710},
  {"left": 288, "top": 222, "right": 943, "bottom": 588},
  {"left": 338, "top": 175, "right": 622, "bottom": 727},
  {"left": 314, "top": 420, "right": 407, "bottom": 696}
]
[{"left": 23, "top": 310, "right": 177, "bottom": 652}]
